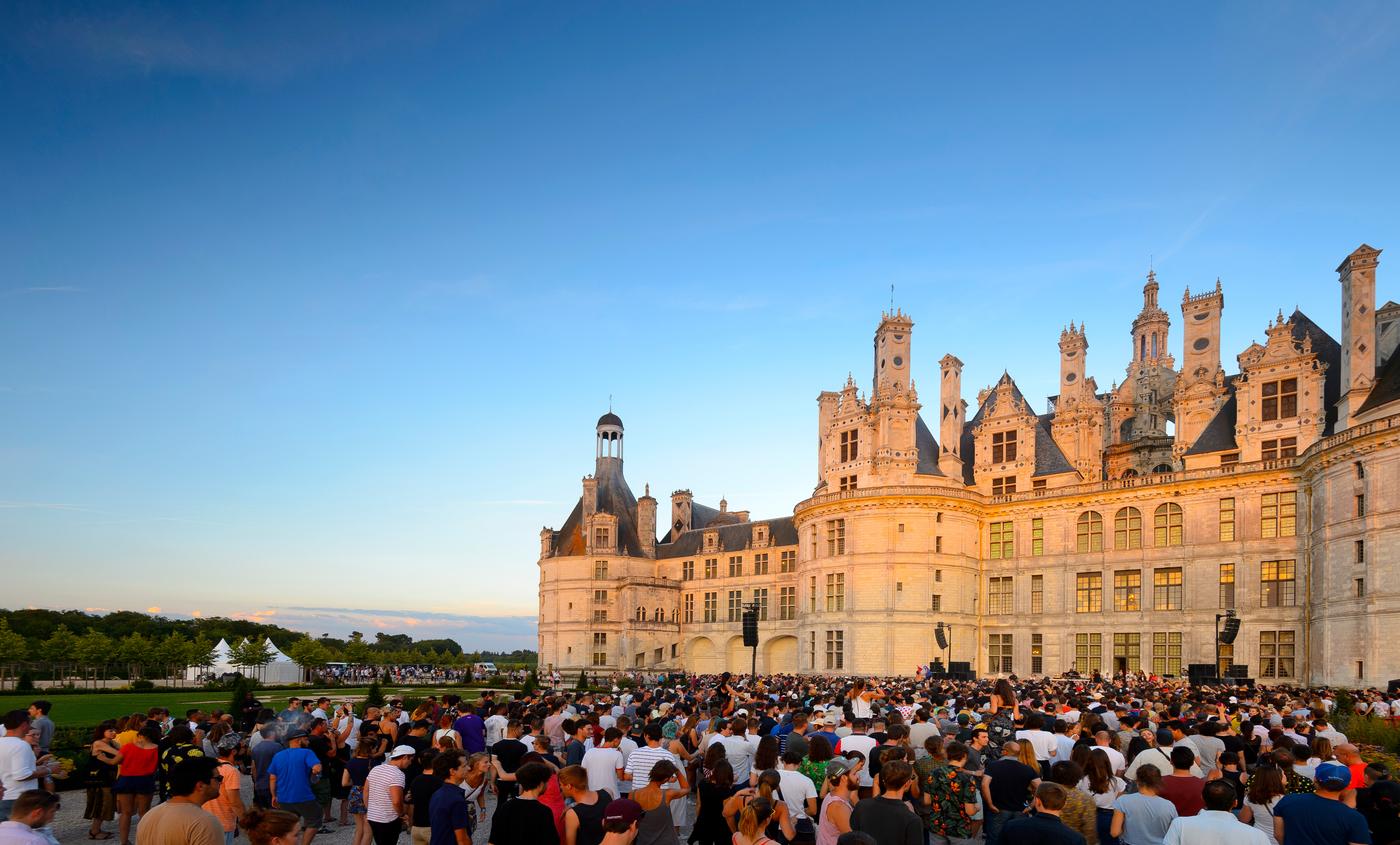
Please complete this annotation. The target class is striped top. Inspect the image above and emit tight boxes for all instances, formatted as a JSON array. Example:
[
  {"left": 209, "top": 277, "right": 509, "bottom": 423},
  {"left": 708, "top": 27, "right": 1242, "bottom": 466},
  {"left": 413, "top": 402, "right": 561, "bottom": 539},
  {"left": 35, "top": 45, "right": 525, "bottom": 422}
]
[
  {"left": 364, "top": 763, "right": 406, "bottom": 823},
  {"left": 624, "top": 745, "right": 681, "bottom": 789}
]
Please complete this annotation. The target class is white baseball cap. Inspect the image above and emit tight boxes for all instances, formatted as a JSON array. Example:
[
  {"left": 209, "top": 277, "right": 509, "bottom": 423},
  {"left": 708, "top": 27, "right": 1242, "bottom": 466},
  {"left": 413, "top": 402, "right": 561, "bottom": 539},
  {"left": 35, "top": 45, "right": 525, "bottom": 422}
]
[{"left": 388, "top": 745, "right": 416, "bottom": 760}]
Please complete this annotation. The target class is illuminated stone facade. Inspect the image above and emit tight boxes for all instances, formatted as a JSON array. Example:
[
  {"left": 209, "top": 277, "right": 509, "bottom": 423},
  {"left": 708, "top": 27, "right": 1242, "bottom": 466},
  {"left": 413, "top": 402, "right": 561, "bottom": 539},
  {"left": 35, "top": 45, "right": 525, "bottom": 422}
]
[{"left": 537, "top": 245, "right": 1400, "bottom": 687}]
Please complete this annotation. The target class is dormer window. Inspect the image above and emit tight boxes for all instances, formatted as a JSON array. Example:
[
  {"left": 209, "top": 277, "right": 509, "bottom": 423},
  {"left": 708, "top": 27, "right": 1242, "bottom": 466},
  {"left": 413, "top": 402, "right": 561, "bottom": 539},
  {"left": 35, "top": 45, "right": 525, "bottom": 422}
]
[
  {"left": 1261, "top": 378, "right": 1298, "bottom": 421},
  {"left": 703, "top": 531, "right": 718, "bottom": 552},
  {"left": 755, "top": 525, "right": 768, "bottom": 545},
  {"left": 840, "top": 429, "right": 860, "bottom": 462},
  {"left": 992, "top": 431, "right": 1017, "bottom": 463},
  {"left": 992, "top": 476, "right": 1016, "bottom": 495},
  {"left": 593, "top": 526, "right": 611, "bottom": 549}
]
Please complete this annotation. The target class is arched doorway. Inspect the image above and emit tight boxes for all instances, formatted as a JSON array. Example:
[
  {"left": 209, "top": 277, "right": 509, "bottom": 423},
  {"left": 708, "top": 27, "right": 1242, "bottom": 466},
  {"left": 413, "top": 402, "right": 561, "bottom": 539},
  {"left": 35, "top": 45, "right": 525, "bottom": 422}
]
[
  {"left": 763, "top": 636, "right": 799, "bottom": 674},
  {"left": 726, "top": 636, "right": 750, "bottom": 675},
  {"left": 687, "top": 637, "right": 720, "bottom": 674}
]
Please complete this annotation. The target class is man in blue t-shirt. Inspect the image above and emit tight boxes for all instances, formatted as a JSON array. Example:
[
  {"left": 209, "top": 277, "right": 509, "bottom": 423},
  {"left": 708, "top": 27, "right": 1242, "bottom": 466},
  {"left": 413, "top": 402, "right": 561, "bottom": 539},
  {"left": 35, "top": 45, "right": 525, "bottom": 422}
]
[
  {"left": 1274, "top": 761, "right": 1372, "bottom": 845},
  {"left": 452, "top": 708, "right": 485, "bottom": 754},
  {"left": 429, "top": 750, "right": 474, "bottom": 845},
  {"left": 267, "top": 729, "right": 325, "bottom": 842}
]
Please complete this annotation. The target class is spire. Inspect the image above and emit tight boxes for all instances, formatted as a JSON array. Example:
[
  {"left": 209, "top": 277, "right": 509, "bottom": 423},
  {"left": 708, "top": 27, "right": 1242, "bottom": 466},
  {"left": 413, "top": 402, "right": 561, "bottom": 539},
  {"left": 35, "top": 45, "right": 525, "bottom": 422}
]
[{"left": 1144, "top": 270, "right": 1159, "bottom": 310}]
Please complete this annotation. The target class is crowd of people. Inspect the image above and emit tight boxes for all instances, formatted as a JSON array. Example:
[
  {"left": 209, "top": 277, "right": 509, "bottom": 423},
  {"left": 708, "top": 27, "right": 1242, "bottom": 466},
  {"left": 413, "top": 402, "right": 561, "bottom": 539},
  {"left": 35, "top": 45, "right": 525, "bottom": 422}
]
[{"left": 3, "top": 673, "right": 1400, "bottom": 845}]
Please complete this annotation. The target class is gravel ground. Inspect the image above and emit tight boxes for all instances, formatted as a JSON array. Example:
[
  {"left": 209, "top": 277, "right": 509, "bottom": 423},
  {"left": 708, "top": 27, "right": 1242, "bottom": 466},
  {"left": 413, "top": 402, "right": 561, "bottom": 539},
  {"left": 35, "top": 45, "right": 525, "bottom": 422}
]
[{"left": 48, "top": 773, "right": 699, "bottom": 844}]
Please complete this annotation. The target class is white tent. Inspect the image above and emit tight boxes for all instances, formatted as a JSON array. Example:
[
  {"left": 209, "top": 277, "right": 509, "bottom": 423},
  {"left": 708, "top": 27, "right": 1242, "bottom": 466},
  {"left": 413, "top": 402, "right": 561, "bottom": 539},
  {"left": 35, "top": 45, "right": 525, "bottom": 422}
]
[
  {"left": 184, "top": 637, "right": 304, "bottom": 684},
  {"left": 260, "top": 638, "right": 304, "bottom": 684}
]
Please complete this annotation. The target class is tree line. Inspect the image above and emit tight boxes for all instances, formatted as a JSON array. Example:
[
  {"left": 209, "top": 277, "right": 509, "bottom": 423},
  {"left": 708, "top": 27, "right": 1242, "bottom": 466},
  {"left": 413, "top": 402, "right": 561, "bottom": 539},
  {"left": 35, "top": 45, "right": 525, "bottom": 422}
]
[{"left": 0, "top": 608, "right": 536, "bottom": 681}]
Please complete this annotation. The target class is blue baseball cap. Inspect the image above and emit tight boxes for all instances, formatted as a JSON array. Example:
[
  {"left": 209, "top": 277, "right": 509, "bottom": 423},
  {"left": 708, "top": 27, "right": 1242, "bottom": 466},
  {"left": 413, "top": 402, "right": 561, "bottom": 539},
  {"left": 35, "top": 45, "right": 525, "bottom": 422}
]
[{"left": 1314, "top": 761, "right": 1351, "bottom": 789}]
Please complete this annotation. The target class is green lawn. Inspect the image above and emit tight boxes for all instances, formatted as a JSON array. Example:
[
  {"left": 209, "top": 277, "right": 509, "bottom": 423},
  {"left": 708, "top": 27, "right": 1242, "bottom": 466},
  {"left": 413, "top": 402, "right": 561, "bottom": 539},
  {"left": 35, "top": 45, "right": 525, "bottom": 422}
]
[{"left": 0, "top": 686, "right": 479, "bottom": 728}]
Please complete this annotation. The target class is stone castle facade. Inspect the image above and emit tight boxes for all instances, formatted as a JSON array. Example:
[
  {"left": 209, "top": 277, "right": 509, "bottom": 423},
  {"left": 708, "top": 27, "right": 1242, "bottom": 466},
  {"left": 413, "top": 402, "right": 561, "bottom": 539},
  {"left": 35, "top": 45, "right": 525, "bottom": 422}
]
[{"left": 537, "top": 244, "right": 1400, "bottom": 687}]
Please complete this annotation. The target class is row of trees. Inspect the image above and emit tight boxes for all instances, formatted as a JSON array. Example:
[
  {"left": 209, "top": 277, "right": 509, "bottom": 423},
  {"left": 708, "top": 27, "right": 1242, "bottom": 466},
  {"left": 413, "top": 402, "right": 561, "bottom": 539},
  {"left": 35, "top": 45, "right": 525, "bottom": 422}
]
[{"left": 0, "top": 620, "right": 536, "bottom": 685}]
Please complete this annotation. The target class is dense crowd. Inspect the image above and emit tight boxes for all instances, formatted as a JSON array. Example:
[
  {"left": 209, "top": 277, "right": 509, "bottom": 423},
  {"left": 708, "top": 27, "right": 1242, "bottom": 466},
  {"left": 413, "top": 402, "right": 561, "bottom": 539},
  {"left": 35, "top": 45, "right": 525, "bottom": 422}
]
[{"left": 3, "top": 673, "right": 1400, "bottom": 845}]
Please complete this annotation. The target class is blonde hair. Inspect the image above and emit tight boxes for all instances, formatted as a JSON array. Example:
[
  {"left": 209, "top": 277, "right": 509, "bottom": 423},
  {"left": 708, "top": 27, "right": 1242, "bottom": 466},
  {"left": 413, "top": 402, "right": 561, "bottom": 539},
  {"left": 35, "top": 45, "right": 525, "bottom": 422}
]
[{"left": 738, "top": 797, "right": 777, "bottom": 839}]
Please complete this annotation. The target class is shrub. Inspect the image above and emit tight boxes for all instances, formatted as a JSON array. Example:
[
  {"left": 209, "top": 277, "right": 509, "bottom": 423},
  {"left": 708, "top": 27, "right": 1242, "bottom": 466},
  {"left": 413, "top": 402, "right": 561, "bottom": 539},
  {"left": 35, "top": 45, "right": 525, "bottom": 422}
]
[
  {"left": 521, "top": 672, "right": 538, "bottom": 698},
  {"left": 17, "top": 671, "right": 34, "bottom": 692},
  {"left": 576, "top": 669, "right": 589, "bottom": 691},
  {"left": 363, "top": 679, "right": 385, "bottom": 713},
  {"left": 130, "top": 679, "right": 155, "bottom": 691}
]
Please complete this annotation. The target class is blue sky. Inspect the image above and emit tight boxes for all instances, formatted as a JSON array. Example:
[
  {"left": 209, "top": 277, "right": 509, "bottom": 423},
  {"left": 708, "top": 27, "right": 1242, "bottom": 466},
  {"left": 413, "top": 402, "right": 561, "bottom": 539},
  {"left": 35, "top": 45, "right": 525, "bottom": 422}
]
[{"left": 2, "top": 3, "right": 1397, "bottom": 650}]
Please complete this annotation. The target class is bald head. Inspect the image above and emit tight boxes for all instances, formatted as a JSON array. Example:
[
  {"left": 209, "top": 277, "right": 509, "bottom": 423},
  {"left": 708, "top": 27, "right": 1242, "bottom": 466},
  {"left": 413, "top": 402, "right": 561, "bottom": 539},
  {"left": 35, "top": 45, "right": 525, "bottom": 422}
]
[
  {"left": 1001, "top": 740, "right": 1022, "bottom": 758},
  {"left": 1337, "top": 744, "right": 1362, "bottom": 765}
]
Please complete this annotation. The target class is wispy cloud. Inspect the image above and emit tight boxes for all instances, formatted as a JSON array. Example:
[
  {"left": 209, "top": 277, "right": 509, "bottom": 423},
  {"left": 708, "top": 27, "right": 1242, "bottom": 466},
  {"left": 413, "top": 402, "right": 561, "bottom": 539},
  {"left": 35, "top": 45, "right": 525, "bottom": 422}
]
[{"left": 0, "top": 500, "right": 99, "bottom": 512}]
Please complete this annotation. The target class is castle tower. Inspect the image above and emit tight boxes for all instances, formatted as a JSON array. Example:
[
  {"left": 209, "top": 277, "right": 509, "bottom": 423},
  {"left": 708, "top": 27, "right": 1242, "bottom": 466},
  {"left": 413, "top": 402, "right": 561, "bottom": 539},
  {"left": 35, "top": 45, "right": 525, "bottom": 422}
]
[
  {"left": 872, "top": 309, "right": 913, "bottom": 399},
  {"left": 596, "top": 411, "right": 624, "bottom": 471},
  {"left": 1052, "top": 323, "right": 1105, "bottom": 480},
  {"left": 637, "top": 484, "right": 656, "bottom": 556},
  {"left": 1338, "top": 244, "right": 1382, "bottom": 428},
  {"left": 938, "top": 354, "right": 966, "bottom": 477},
  {"left": 1132, "top": 271, "right": 1172, "bottom": 365},
  {"left": 1174, "top": 280, "right": 1229, "bottom": 457},
  {"left": 1059, "top": 322, "right": 1088, "bottom": 398}
]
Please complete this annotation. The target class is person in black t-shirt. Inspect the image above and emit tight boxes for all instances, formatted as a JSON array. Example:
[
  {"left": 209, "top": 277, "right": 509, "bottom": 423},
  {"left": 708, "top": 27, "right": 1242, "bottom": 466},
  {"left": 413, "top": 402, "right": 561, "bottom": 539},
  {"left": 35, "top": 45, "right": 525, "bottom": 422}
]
[
  {"left": 488, "top": 761, "right": 559, "bottom": 845},
  {"left": 406, "top": 754, "right": 444, "bottom": 844},
  {"left": 491, "top": 721, "right": 529, "bottom": 821}
]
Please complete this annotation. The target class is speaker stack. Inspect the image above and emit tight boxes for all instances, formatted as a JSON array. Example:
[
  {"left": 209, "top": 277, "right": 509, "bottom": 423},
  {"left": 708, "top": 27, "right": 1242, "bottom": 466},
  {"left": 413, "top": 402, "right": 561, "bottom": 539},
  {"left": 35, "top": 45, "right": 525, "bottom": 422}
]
[{"left": 742, "top": 610, "right": 759, "bottom": 648}]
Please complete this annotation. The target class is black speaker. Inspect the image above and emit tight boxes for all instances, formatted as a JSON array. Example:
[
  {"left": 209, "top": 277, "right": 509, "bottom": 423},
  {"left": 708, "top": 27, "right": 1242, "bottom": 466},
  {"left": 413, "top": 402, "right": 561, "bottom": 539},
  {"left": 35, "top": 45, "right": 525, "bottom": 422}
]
[
  {"left": 949, "top": 661, "right": 972, "bottom": 674},
  {"left": 1220, "top": 616, "right": 1240, "bottom": 645},
  {"left": 742, "top": 610, "right": 758, "bottom": 647},
  {"left": 935, "top": 625, "right": 949, "bottom": 650},
  {"left": 1227, "top": 664, "right": 1248, "bottom": 679},
  {"left": 1388, "top": 679, "right": 1400, "bottom": 696}
]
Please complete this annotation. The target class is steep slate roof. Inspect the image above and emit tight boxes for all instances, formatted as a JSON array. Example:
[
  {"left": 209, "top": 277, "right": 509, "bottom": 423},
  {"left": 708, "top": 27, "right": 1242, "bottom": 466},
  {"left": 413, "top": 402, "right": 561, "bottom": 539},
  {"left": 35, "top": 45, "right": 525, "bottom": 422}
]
[
  {"left": 914, "top": 414, "right": 945, "bottom": 476},
  {"left": 958, "top": 373, "right": 1076, "bottom": 481},
  {"left": 1182, "top": 388, "right": 1240, "bottom": 456},
  {"left": 656, "top": 516, "right": 798, "bottom": 559},
  {"left": 1289, "top": 310, "right": 1342, "bottom": 434},
  {"left": 550, "top": 464, "right": 646, "bottom": 557},
  {"left": 1033, "top": 413, "right": 1076, "bottom": 477},
  {"left": 1357, "top": 347, "right": 1400, "bottom": 415}
]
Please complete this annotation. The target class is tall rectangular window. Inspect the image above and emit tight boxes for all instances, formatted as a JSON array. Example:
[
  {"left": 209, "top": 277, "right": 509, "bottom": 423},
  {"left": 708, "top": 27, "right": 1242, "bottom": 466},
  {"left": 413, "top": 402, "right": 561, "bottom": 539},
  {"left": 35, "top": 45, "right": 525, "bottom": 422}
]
[
  {"left": 1219, "top": 563, "right": 1235, "bottom": 609},
  {"left": 727, "top": 590, "right": 743, "bottom": 622},
  {"left": 704, "top": 558, "right": 717, "bottom": 579},
  {"left": 684, "top": 594, "right": 695, "bottom": 623},
  {"left": 825, "top": 630, "right": 844, "bottom": 670},
  {"left": 988, "top": 633, "right": 1013, "bottom": 674},
  {"left": 1152, "top": 631, "right": 1182, "bottom": 676},
  {"left": 1031, "top": 574, "right": 1044, "bottom": 614},
  {"left": 931, "top": 594, "right": 942, "bottom": 612},
  {"left": 779, "top": 551, "right": 795, "bottom": 573},
  {"left": 809, "top": 576, "right": 817, "bottom": 611},
  {"left": 826, "top": 573, "right": 845, "bottom": 611},
  {"left": 1357, "top": 540, "right": 1366, "bottom": 564},
  {"left": 1113, "top": 570, "right": 1141, "bottom": 612},
  {"left": 827, "top": 519, "right": 846, "bottom": 555},
  {"left": 935, "top": 536, "right": 943, "bottom": 553},
  {"left": 729, "top": 556, "right": 743, "bottom": 578},
  {"left": 682, "top": 560, "right": 695, "bottom": 580},
  {"left": 1076, "top": 572, "right": 1103, "bottom": 613},
  {"left": 1115, "top": 508, "right": 1143, "bottom": 550},
  {"left": 1261, "top": 437, "right": 1297, "bottom": 460},
  {"left": 1358, "top": 494, "right": 1367, "bottom": 517},
  {"left": 593, "top": 609, "right": 607, "bottom": 622},
  {"left": 1031, "top": 518, "right": 1044, "bottom": 556},
  {"left": 1261, "top": 560, "right": 1297, "bottom": 607},
  {"left": 1113, "top": 632, "right": 1142, "bottom": 672},
  {"left": 1261, "top": 378, "right": 1298, "bottom": 421},
  {"left": 992, "top": 430, "right": 1018, "bottom": 463},
  {"left": 988, "top": 576, "right": 1014, "bottom": 615},
  {"left": 753, "top": 553, "right": 769, "bottom": 574},
  {"left": 1077, "top": 512, "right": 1104, "bottom": 552},
  {"left": 990, "top": 521, "right": 1014, "bottom": 559},
  {"left": 1260, "top": 630, "right": 1295, "bottom": 679},
  {"left": 1153, "top": 567, "right": 1183, "bottom": 611},
  {"left": 1219, "top": 498, "right": 1235, "bottom": 542},
  {"left": 703, "top": 592, "right": 717, "bottom": 623},
  {"left": 592, "top": 632, "right": 607, "bottom": 667},
  {"left": 594, "top": 560, "right": 609, "bottom": 579},
  {"left": 594, "top": 589, "right": 608, "bottom": 603},
  {"left": 838, "top": 475, "right": 858, "bottom": 492},
  {"left": 754, "top": 588, "right": 769, "bottom": 621},
  {"left": 594, "top": 527, "right": 611, "bottom": 549},
  {"left": 808, "top": 632, "right": 816, "bottom": 669},
  {"left": 1261, "top": 492, "right": 1297, "bottom": 538},
  {"left": 839, "top": 429, "right": 859, "bottom": 462},
  {"left": 779, "top": 587, "right": 796, "bottom": 620},
  {"left": 1031, "top": 633, "right": 1043, "bottom": 674},
  {"left": 1074, "top": 633, "right": 1102, "bottom": 674},
  {"left": 992, "top": 476, "right": 1016, "bottom": 495}
]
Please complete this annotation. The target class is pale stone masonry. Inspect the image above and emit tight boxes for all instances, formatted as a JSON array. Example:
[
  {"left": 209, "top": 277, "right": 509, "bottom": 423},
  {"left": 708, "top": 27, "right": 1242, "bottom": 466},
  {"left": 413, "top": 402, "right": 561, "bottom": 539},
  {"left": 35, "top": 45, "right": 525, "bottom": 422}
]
[{"left": 537, "top": 244, "right": 1400, "bottom": 687}]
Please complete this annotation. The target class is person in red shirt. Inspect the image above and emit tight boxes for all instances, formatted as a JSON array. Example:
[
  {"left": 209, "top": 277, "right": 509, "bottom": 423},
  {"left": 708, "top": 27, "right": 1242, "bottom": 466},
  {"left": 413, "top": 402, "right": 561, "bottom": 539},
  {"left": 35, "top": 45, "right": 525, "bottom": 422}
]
[{"left": 1154, "top": 746, "right": 1205, "bottom": 818}]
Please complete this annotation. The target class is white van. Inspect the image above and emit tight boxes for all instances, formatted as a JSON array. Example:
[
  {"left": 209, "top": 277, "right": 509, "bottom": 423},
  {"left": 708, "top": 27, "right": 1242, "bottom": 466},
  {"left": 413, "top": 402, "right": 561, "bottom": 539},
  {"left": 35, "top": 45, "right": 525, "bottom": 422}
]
[{"left": 473, "top": 662, "right": 497, "bottom": 675}]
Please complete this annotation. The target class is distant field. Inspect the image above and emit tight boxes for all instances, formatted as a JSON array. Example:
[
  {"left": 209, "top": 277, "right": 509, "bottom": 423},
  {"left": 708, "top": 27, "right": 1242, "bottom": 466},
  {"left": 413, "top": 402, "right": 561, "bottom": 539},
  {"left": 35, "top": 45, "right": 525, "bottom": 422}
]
[{"left": 0, "top": 686, "right": 481, "bottom": 727}]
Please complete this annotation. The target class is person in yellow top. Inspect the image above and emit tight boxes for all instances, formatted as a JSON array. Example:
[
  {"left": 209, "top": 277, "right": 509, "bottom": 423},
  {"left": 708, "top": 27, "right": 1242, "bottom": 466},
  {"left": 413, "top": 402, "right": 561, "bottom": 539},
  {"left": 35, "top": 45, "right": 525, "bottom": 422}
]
[{"left": 114, "top": 714, "right": 147, "bottom": 747}]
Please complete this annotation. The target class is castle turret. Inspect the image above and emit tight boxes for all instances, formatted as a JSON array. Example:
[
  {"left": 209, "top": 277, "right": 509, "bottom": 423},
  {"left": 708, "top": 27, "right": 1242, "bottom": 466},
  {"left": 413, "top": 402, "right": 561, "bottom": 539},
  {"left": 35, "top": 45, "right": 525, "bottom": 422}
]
[
  {"left": 1174, "top": 280, "right": 1229, "bottom": 457},
  {"left": 1338, "top": 245, "right": 1382, "bottom": 428},
  {"left": 938, "top": 354, "right": 965, "bottom": 477},
  {"left": 669, "top": 489, "right": 693, "bottom": 540},
  {"left": 637, "top": 484, "right": 656, "bottom": 556}
]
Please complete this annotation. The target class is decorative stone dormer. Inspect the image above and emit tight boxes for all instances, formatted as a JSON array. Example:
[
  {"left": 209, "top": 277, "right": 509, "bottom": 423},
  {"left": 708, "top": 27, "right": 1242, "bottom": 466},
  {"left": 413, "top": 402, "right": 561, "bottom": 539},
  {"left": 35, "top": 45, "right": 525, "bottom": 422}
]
[
  {"left": 971, "top": 373, "right": 1039, "bottom": 495},
  {"left": 1234, "top": 311, "right": 1328, "bottom": 462},
  {"left": 702, "top": 529, "right": 719, "bottom": 553},
  {"left": 753, "top": 523, "right": 770, "bottom": 548},
  {"left": 539, "top": 527, "right": 555, "bottom": 559},
  {"left": 586, "top": 512, "right": 618, "bottom": 555}
]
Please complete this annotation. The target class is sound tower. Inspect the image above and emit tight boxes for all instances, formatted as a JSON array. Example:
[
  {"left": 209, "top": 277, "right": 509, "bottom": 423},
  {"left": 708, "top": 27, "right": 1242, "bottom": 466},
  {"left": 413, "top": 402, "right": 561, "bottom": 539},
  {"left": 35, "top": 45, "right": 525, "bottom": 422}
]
[
  {"left": 1220, "top": 615, "right": 1240, "bottom": 644},
  {"left": 742, "top": 609, "right": 758, "bottom": 648}
]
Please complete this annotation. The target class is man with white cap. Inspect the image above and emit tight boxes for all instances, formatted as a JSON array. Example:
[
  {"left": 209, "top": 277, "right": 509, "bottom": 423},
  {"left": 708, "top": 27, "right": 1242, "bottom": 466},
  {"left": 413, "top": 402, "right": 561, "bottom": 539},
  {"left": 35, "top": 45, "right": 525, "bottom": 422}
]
[{"left": 365, "top": 745, "right": 414, "bottom": 845}]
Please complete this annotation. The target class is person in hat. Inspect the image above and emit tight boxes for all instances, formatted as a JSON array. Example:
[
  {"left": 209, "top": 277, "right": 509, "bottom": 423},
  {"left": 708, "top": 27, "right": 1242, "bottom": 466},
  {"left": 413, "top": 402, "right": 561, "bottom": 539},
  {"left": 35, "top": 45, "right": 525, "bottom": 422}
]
[
  {"left": 364, "top": 745, "right": 414, "bottom": 845},
  {"left": 816, "top": 758, "right": 858, "bottom": 845},
  {"left": 599, "top": 797, "right": 642, "bottom": 845},
  {"left": 266, "top": 729, "right": 324, "bottom": 845},
  {"left": 1272, "top": 761, "right": 1371, "bottom": 845},
  {"left": 204, "top": 732, "right": 247, "bottom": 845}
]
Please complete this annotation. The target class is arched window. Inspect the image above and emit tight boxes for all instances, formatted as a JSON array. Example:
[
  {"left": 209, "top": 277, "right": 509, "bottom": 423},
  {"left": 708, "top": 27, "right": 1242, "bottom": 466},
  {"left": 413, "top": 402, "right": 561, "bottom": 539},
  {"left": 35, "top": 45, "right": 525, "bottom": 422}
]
[
  {"left": 1076, "top": 511, "right": 1103, "bottom": 553},
  {"left": 1154, "top": 502, "right": 1184, "bottom": 547},
  {"left": 635, "top": 606, "right": 645, "bottom": 622},
  {"left": 1121, "top": 468, "right": 1139, "bottom": 479},
  {"left": 671, "top": 608, "right": 678, "bottom": 623},
  {"left": 1152, "top": 463, "right": 1173, "bottom": 474},
  {"left": 1114, "top": 507, "right": 1142, "bottom": 550},
  {"left": 654, "top": 607, "right": 663, "bottom": 622}
]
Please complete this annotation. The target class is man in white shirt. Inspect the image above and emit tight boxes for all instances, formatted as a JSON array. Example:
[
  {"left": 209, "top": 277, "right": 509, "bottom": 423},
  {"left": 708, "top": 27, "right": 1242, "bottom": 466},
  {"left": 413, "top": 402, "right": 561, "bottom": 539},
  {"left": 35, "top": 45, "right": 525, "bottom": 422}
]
[
  {"left": 908, "top": 710, "right": 939, "bottom": 760},
  {"left": 775, "top": 750, "right": 819, "bottom": 824},
  {"left": 835, "top": 720, "right": 878, "bottom": 792},
  {"left": 718, "top": 717, "right": 758, "bottom": 784},
  {"left": 580, "top": 728, "right": 626, "bottom": 796},
  {"left": 1015, "top": 714, "right": 1058, "bottom": 773},
  {"left": 1093, "top": 731, "right": 1127, "bottom": 775},
  {"left": 613, "top": 717, "right": 638, "bottom": 795},
  {"left": 1163, "top": 779, "right": 1268, "bottom": 845},
  {"left": 0, "top": 790, "right": 60, "bottom": 845},
  {"left": 484, "top": 705, "right": 509, "bottom": 747},
  {"left": 1313, "top": 718, "right": 1347, "bottom": 747},
  {"left": 0, "top": 712, "right": 53, "bottom": 818}
]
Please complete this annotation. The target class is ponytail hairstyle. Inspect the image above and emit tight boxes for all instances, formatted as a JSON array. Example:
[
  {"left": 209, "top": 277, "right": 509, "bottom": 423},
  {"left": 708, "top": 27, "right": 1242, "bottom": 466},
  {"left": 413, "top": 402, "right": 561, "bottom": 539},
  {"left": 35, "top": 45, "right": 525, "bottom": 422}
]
[
  {"left": 240, "top": 808, "right": 301, "bottom": 845},
  {"left": 738, "top": 797, "right": 777, "bottom": 840},
  {"left": 755, "top": 769, "right": 781, "bottom": 802}
]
